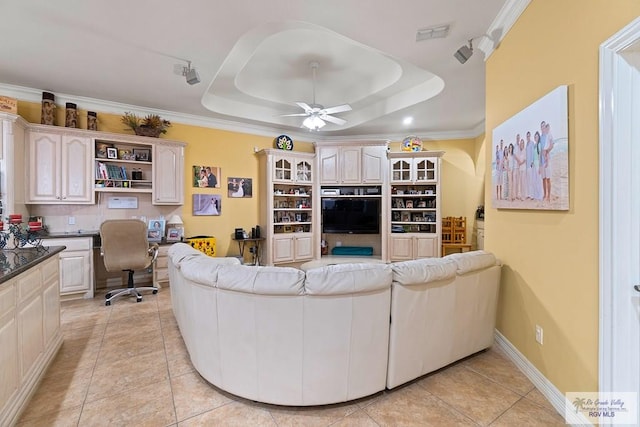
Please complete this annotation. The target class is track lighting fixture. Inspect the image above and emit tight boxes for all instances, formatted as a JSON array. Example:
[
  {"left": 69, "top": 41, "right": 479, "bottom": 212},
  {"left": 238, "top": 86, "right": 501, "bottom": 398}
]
[
  {"left": 182, "top": 61, "right": 201, "bottom": 85},
  {"left": 454, "top": 39, "right": 474, "bottom": 64}
]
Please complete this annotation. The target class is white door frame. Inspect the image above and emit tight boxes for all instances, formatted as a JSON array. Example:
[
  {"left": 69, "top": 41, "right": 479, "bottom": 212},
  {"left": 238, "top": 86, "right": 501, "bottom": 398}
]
[{"left": 599, "top": 16, "right": 640, "bottom": 401}]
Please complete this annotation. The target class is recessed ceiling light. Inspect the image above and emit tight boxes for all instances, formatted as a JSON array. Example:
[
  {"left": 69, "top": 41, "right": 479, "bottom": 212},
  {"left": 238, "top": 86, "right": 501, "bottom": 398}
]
[
  {"left": 416, "top": 24, "right": 450, "bottom": 42},
  {"left": 403, "top": 117, "right": 414, "bottom": 125}
]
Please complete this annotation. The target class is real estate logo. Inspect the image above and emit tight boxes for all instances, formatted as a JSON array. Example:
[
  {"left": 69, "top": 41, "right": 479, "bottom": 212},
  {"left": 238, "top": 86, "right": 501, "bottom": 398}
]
[{"left": 565, "top": 392, "right": 637, "bottom": 425}]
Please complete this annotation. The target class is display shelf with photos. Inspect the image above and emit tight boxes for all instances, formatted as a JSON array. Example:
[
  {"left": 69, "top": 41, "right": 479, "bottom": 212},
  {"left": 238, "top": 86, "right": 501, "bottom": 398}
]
[
  {"left": 388, "top": 151, "right": 443, "bottom": 260},
  {"left": 258, "top": 149, "right": 316, "bottom": 265},
  {"left": 94, "top": 139, "right": 153, "bottom": 193}
]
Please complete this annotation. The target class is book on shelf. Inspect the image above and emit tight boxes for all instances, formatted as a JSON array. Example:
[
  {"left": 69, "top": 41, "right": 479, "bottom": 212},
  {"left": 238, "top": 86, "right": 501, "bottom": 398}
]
[{"left": 95, "top": 161, "right": 128, "bottom": 180}]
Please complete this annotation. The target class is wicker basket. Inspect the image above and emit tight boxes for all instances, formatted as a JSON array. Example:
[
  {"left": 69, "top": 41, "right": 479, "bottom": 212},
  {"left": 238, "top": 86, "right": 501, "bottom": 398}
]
[{"left": 134, "top": 126, "right": 162, "bottom": 138}]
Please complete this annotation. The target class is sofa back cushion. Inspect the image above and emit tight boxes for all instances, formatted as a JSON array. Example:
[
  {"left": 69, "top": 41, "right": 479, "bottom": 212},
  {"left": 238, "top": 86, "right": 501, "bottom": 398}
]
[
  {"left": 304, "top": 263, "right": 392, "bottom": 295},
  {"left": 391, "top": 258, "right": 457, "bottom": 286},
  {"left": 217, "top": 265, "right": 305, "bottom": 295},
  {"left": 444, "top": 250, "right": 497, "bottom": 274},
  {"left": 179, "top": 255, "right": 241, "bottom": 287},
  {"left": 168, "top": 242, "right": 203, "bottom": 268}
]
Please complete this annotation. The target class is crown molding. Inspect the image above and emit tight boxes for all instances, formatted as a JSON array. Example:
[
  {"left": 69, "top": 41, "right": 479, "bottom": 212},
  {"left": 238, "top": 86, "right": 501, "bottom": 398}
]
[
  {"left": 478, "top": 0, "right": 531, "bottom": 60},
  {"left": 0, "top": 82, "right": 485, "bottom": 143}
]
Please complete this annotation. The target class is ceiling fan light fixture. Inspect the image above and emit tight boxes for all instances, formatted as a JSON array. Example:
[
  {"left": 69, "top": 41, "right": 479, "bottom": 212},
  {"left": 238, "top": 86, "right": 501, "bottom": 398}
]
[{"left": 303, "top": 115, "right": 325, "bottom": 131}]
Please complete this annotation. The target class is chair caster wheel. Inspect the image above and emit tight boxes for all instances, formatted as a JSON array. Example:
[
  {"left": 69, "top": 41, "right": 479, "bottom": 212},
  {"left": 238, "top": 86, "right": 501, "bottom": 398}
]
[
  {"left": 105, "top": 301, "right": 111, "bottom": 306},
  {"left": 152, "top": 289, "right": 158, "bottom": 294},
  {"left": 105, "top": 293, "right": 111, "bottom": 299},
  {"left": 136, "top": 297, "right": 142, "bottom": 303}
]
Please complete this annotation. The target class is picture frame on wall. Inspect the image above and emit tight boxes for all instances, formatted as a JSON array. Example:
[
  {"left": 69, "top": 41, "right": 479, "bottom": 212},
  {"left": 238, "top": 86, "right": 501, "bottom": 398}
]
[
  {"left": 193, "top": 165, "right": 221, "bottom": 188},
  {"left": 491, "top": 85, "right": 569, "bottom": 210}
]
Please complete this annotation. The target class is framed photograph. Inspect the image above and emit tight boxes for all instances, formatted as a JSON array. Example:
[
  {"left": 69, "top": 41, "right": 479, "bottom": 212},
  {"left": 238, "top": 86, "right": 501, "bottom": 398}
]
[
  {"left": 193, "top": 194, "right": 222, "bottom": 216},
  {"left": 401, "top": 212, "right": 411, "bottom": 222},
  {"left": 228, "top": 177, "right": 253, "bottom": 198},
  {"left": 395, "top": 199, "right": 405, "bottom": 208},
  {"left": 417, "top": 200, "right": 427, "bottom": 208},
  {"left": 118, "top": 149, "right": 134, "bottom": 160},
  {"left": 392, "top": 211, "right": 401, "bottom": 221},
  {"left": 166, "top": 225, "right": 183, "bottom": 242},
  {"left": 133, "top": 148, "right": 151, "bottom": 162},
  {"left": 283, "top": 225, "right": 293, "bottom": 233},
  {"left": 492, "top": 85, "right": 569, "bottom": 210},
  {"left": 107, "top": 147, "right": 118, "bottom": 159},
  {"left": 193, "top": 165, "right": 221, "bottom": 188},
  {"left": 406, "top": 200, "right": 414, "bottom": 209},
  {"left": 147, "top": 219, "right": 165, "bottom": 242}
]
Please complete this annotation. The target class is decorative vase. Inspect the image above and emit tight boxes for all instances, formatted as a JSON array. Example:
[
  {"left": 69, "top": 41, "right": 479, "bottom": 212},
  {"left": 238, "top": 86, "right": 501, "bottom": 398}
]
[
  {"left": 65, "top": 102, "right": 78, "bottom": 128},
  {"left": 87, "top": 111, "right": 98, "bottom": 130},
  {"left": 41, "top": 91, "right": 56, "bottom": 126}
]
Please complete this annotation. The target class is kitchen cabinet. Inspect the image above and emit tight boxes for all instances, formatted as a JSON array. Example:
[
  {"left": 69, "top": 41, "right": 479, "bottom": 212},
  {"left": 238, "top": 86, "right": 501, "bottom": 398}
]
[
  {"left": 27, "top": 130, "right": 92, "bottom": 203},
  {"left": 153, "top": 143, "right": 184, "bottom": 205},
  {"left": 41, "top": 237, "right": 93, "bottom": 298}
]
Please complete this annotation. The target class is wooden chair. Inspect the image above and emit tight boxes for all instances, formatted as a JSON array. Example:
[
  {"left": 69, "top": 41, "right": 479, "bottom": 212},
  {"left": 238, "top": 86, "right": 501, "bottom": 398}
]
[{"left": 442, "top": 216, "right": 472, "bottom": 256}]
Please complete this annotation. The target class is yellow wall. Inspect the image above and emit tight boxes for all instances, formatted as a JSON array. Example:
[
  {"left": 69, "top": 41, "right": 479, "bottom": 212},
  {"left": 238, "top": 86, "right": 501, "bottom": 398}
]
[{"left": 485, "top": 1, "right": 640, "bottom": 393}]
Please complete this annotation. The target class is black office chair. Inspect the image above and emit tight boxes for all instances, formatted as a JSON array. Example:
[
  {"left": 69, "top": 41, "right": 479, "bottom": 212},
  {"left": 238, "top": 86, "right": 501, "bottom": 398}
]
[{"left": 100, "top": 219, "right": 159, "bottom": 306}]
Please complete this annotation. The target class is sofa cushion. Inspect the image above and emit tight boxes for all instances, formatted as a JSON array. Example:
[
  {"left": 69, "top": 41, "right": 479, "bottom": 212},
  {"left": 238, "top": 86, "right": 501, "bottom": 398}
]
[
  {"left": 217, "top": 265, "right": 305, "bottom": 295},
  {"left": 179, "top": 253, "right": 241, "bottom": 286},
  {"left": 391, "top": 258, "right": 457, "bottom": 286},
  {"left": 444, "top": 250, "right": 497, "bottom": 274},
  {"left": 304, "top": 263, "right": 392, "bottom": 295}
]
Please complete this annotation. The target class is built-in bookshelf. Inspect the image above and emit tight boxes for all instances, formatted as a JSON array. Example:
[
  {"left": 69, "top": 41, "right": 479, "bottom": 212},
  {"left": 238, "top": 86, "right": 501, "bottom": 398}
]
[{"left": 94, "top": 139, "right": 153, "bottom": 192}]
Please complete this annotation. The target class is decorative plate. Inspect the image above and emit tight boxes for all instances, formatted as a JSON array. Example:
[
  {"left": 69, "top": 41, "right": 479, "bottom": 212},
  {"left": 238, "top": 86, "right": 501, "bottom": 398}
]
[
  {"left": 275, "top": 134, "right": 293, "bottom": 150},
  {"left": 401, "top": 136, "right": 422, "bottom": 152}
]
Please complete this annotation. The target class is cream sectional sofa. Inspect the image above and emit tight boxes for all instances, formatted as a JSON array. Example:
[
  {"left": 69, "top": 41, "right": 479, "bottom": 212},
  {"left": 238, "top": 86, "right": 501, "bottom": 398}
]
[{"left": 167, "top": 243, "right": 501, "bottom": 406}]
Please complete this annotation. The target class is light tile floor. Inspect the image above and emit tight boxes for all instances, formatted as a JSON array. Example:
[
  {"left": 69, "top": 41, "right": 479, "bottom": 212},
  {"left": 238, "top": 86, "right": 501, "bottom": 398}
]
[{"left": 17, "top": 289, "right": 566, "bottom": 426}]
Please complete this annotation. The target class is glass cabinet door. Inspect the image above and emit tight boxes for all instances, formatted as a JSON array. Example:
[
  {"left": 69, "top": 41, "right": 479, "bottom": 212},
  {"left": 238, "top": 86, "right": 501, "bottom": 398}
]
[
  {"left": 274, "top": 157, "right": 292, "bottom": 182},
  {"left": 414, "top": 158, "right": 436, "bottom": 182},
  {"left": 295, "top": 159, "right": 312, "bottom": 183},
  {"left": 390, "top": 159, "right": 412, "bottom": 182}
]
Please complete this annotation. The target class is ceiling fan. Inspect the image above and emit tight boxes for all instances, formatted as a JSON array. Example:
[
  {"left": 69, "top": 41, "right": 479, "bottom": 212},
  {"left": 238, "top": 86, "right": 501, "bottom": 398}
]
[{"left": 281, "top": 61, "right": 352, "bottom": 131}]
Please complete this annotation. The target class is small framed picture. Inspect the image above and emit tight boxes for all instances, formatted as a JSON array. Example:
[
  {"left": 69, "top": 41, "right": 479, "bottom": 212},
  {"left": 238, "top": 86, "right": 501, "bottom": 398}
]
[
  {"left": 107, "top": 147, "right": 118, "bottom": 159},
  {"left": 406, "top": 200, "right": 414, "bottom": 209},
  {"left": 401, "top": 212, "right": 411, "bottom": 222},
  {"left": 396, "top": 199, "right": 405, "bottom": 208},
  {"left": 119, "top": 149, "right": 133, "bottom": 160},
  {"left": 133, "top": 148, "right": 151, "bottom": 162},
  {"left": 417, "top": 200, "right": 427, "bottom": 208},
  {"left": 147, "top": 219, "right": 165, "bottom": 242},
  {"left": 166, "top": 225, "right": 183, "bottom": 242},
  {"left": 283, "top": 225, "right": 293, "bottom": 233}
]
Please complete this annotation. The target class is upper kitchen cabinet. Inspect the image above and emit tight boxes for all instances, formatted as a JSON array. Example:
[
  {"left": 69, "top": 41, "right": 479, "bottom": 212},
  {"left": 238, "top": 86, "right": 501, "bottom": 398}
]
[{"left": 26, "top": 129, "right": 92, "bottom": 204}]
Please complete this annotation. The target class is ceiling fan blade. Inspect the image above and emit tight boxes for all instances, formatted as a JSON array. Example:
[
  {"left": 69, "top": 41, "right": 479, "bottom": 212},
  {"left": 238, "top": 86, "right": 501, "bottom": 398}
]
[
  {"left": 280, "top": 113, "right": 309, "bottom": 117},
  {"left": 321, "top": 104, "right": 352, "bottom": 115},
  {"left": 320, "top": 114, "right": 347, "bottom": 125},
  {"left": 296, "top": 102, "right": 313, "bottom": 113}
]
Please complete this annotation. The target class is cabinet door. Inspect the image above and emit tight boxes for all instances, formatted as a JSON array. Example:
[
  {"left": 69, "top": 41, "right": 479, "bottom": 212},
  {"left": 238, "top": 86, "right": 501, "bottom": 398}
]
[
  {"left": 319, "top": 147, "right": 340, "bottom": 184},
  {"left": 273, "top": 156, "right": 294, "bottom": 182},
  {"left": 294, "top": 234, "right": 313, "bottom": 260},
  {"left": 0, "top": 283, "right": 19, "bottom": 406},
  {"left": 390, "top": 158, "right": 412, "bottom": 183},
  {"left": 153, "top": 144, "right": 184, "bottom": 204},
  {"left": 413, "top": 158, "right": 437, "bottom": 182},
  {"left": 414, "top": 236, "right": 438, "bottom": 258},
  {"left": 61, "top": 135, "right": 92, "bottom": 202},
  {"left": 340, "top": 146, "right": 361, "bottom": 184},
  {"left": 17, "top": 294, "right": 43, "bottom": 378},
  {"left": 294, "top": 158, "right": 313, "bottom": 183},
  {"left": 389, "top": 235, "right": 414, "bottom": 261},
  {"left": 27, "top": 131, "right": 60, "bottom": 202},
  {"left": 361, "top": 146, "right": 385, "bottom": 183},
  {"left": 273, "top": 236, "right": 294, "bottom": 264},
  {"left": 59, "top": 250, "right": 91, "bottom": 294}
]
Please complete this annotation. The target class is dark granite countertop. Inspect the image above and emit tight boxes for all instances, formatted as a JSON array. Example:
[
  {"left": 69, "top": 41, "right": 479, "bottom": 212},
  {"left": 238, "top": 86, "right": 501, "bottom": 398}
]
[{"left": 0, "top": 246, "right": 66, "bottom": 285}]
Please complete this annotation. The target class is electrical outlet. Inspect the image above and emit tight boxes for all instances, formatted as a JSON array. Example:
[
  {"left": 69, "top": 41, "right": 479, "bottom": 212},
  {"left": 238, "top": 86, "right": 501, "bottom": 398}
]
[
  {"left": 535, "top": 325, "right": 544, "bottom": 345},
  {"left": 68, "top": 216, "right": 76, "bottom": 225}
]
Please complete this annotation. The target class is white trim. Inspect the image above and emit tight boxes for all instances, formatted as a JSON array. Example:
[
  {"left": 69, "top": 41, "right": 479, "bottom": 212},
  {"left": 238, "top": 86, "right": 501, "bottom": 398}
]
[
  {"left": 0, "top": 82, "right": 485, "bottom": 142},
  {"left": 479, "top": 0, "right": 531, "bottom": 59},
  {"left": 599, "top": 15, "right": 640, "bottom": 407},
  {"left": 494, "top": 331, "right": 591, "bottom": 426}
]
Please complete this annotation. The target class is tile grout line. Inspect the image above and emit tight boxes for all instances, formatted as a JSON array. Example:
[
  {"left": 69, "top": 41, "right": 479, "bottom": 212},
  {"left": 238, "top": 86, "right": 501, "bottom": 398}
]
[{"left": 156, "top": 293, "right": 180, "bottom": 425}]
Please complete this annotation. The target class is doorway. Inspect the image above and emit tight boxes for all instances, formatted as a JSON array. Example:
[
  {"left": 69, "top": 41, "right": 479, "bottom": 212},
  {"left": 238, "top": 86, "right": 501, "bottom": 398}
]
[{"left": 599, "top": 16, "right": 640, "bottom": 423}]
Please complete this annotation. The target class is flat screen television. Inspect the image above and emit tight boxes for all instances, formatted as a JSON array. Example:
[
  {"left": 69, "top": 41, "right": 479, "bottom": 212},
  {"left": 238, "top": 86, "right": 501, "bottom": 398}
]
[{"left": 322, "top": 198, "right": 380, "bottom": 234}]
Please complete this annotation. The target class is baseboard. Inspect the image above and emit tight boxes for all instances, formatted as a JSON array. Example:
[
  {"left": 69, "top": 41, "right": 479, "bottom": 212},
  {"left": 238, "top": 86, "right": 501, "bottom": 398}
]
[{"left": 494, "top": 330, "right": 591, "bottom": 426}]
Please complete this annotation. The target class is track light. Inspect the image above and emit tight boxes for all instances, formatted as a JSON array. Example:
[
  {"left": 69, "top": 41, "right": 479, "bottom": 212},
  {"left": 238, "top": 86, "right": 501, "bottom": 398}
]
[
  {"left": 182, "top": 61, "right": 201, "bottom": 85},
  {"left": 454, "top": 39, "right": 474, "bottom": 64}
]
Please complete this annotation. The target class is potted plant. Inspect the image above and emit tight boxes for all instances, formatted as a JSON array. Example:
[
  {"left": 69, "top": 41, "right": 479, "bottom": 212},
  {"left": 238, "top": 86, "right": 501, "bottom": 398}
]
[{"left": 121, "top": 112, "right": 171, "bottom": 137}]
